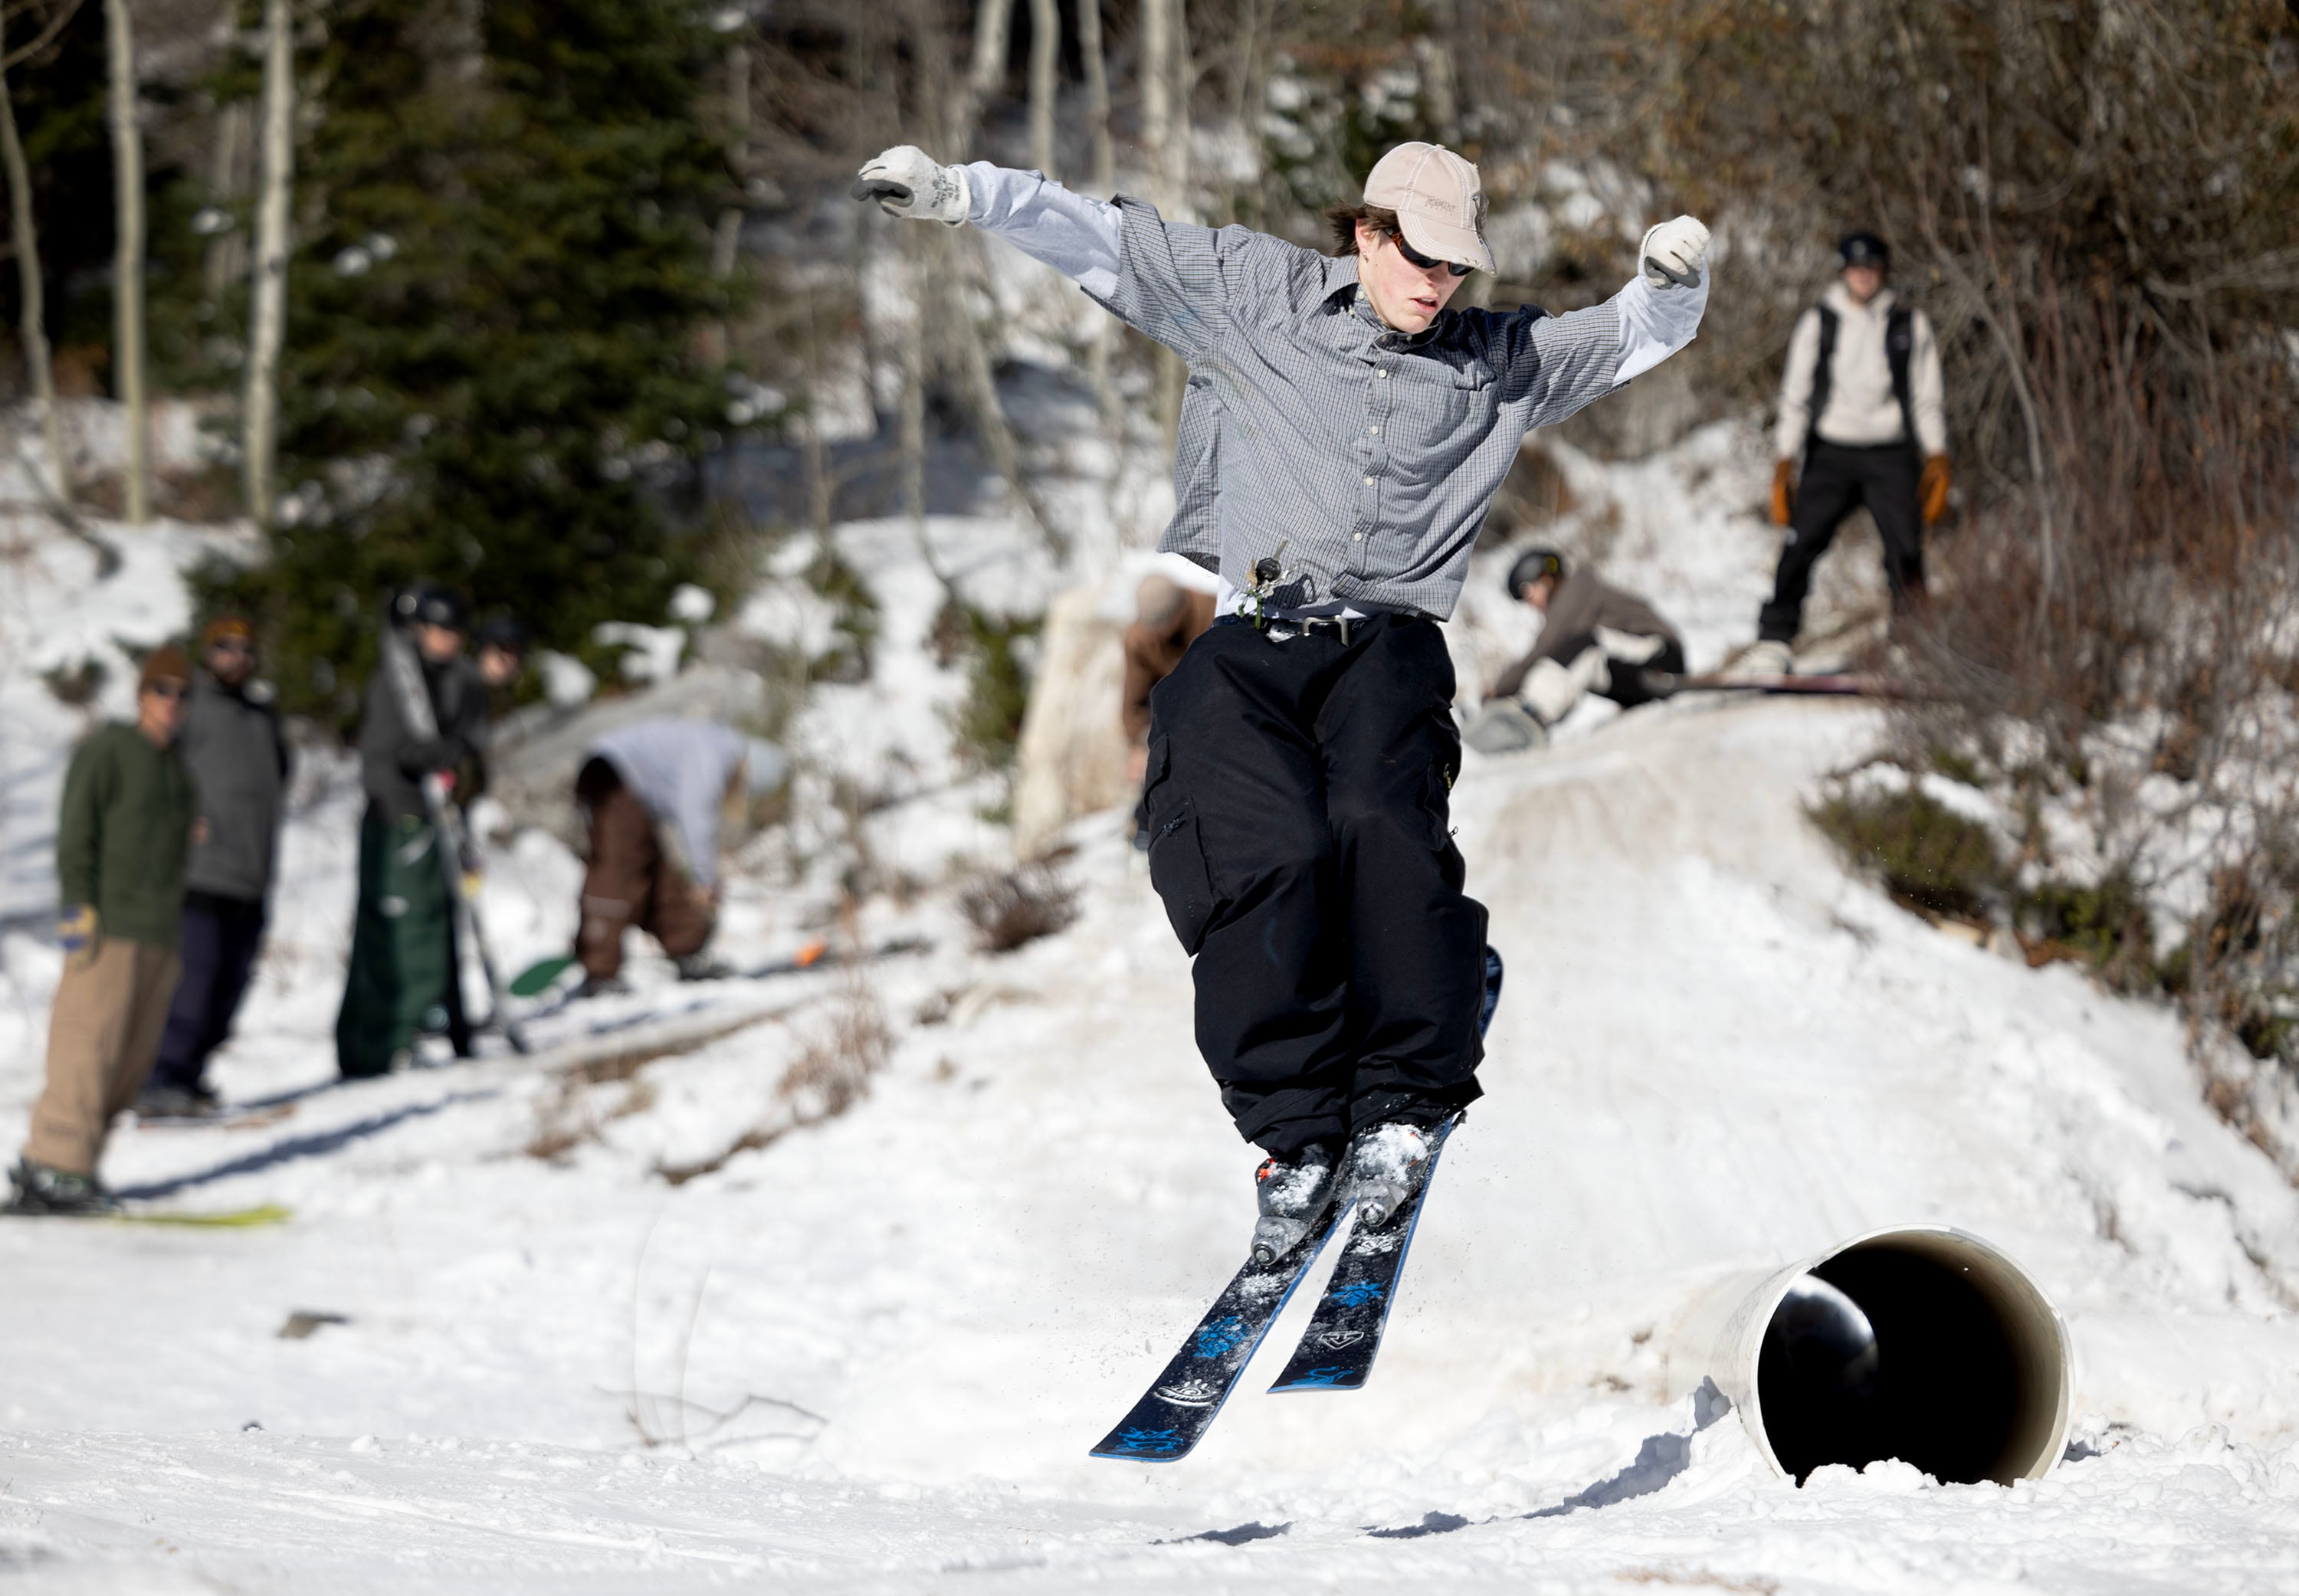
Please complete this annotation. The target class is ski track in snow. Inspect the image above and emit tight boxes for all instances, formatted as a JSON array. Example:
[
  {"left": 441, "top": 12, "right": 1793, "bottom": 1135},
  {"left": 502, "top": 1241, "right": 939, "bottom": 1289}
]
[{"left": 3, "top": 421, "right": 2299, "bottom": 1590}]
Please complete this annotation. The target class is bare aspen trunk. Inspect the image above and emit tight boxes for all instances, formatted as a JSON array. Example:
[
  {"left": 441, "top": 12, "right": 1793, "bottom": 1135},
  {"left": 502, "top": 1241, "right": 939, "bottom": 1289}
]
[
  {"left": 244, "top": 0, "right": 295, "bottom": 526},
  {"left": 0, "top": 3, "right": 66, "bottom": 506},
  {"left": 1077, "top": 0, "right": 1113, "bottom": 193},
  {"left": 1141, "top": 0, "right": 1172, "bottom": 209},
  {"left": 1026, "top": 0, "right": 1058, "bottom": 179},
  {"left": 105, "top": 0, "right": 149, "bottom": 523},
  {"left": 711, "top": 40, "right": 749, "bottom": 279},
  {"left": 953, "top": 0, "right": 1014, "bottom": 156},
  {"left": 202, "top": 101, "right": 249, "bottom": 303}
]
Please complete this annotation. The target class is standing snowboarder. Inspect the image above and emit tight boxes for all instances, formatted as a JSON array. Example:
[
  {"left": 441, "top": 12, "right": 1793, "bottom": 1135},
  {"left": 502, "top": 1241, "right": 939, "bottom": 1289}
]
[
  {"left": 336, "top": 586, "right": 490, "bottom": 1077},
  {"left": 1743, "top": 231, "right": 1948, "bottom": 675},
  {"left": 8, "top": 645, "right": 195, "bottom": 1214},
  {"left": 139, "top": 618, "right": 291, "bottom": 1117},
  {"left": 855, "top": 139, "right": 1708, "bottom": 1257}
]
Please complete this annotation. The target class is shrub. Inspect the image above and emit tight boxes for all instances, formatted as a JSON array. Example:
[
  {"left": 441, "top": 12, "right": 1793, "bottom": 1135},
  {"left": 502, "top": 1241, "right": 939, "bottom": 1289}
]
[{"left": 1810, "top": 785, "right": 2005, "bottom": 923}]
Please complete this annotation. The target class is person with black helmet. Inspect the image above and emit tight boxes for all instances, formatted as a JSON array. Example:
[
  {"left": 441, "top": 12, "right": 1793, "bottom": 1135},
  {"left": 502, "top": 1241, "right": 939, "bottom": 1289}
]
[
  {"left": 336, "top": 585, "right": 493, "bottom": 1077},
  {"left": 474, "top": 614, "right": 530, "bottom": 693},
  {"left": 1463, "top": 549, "right": 1686, "bottom": 753},
  {"left": 1743, "top": 231, "right": 1948, "bottom": 676}
]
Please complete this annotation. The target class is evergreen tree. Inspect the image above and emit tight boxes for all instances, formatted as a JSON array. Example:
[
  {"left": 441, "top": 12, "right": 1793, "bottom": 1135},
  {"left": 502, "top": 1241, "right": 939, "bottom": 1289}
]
[{"left": 205, "top": 0, "right": 742, "bottom": 722}]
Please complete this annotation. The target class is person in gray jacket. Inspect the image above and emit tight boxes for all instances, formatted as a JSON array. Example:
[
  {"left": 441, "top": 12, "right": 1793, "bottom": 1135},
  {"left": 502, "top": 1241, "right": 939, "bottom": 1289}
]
[
  {"left": 140, "top": 618, "right": 292, "bottom": 1116},
  {"left": 572, "top": 719, "right": 787, "bottom": 996},
  {"left": 1465, "top": 548, "right": 1686, "bottom": 753}
]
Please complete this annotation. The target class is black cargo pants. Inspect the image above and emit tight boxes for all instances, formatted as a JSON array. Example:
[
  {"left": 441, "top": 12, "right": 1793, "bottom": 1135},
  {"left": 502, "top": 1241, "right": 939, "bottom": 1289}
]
[
  {"left": 1759, "top": 439, "right": 1926, "bottom": 644},
  {"left": 1141, "top": 614, "right": 1488, "bottom": 1156}
]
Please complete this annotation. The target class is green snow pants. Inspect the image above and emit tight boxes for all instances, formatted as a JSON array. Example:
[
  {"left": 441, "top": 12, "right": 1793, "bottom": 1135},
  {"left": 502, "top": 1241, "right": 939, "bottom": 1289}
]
[{"left": 336, "top": 811, "right": 467, "bottom": 1078}]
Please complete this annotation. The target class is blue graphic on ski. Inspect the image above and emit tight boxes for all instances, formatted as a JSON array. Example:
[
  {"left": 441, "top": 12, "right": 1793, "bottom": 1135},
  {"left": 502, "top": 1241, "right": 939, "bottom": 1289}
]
[
  {"left": 1089, "top": 1215, "right": 1344, "bottom": 1462},
  {"left": 1265, "top": 1111, "right": 1461, "bottom": 1394}
]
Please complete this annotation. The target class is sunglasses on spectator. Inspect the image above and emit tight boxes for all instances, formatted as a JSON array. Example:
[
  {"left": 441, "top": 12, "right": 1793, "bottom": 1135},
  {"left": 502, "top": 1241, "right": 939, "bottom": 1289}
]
[
  {"left": 143, "top": 680, "right": 189, "bottom": 700},
  {"left": 207, "top": 638, "right": 253, "bottom": 657},
  {"left": 1389, "top": 230, "right": 1473, "bottom": 277}
]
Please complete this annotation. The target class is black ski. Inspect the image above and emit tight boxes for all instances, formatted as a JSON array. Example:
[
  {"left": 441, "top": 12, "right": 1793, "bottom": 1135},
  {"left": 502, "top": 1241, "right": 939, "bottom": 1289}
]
[
  {"left": 1087, "top": 1214, "right": 1346, "bottom": 1462},
  {"left": 1264, "top": 1111, "right": 1461, "bottom": 1393}
]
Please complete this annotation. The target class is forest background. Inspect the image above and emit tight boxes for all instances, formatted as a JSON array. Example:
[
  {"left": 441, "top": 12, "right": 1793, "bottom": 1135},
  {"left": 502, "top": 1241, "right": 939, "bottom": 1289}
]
[{"left": 4, "top": 0, "right": 2298, "bottom": 1122}]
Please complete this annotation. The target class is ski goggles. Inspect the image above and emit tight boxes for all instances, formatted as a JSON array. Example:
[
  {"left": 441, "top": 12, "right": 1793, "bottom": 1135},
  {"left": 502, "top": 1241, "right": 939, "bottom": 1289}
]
[{"left": 1389, "top": 229, "right": 1474, "bottom": 277}]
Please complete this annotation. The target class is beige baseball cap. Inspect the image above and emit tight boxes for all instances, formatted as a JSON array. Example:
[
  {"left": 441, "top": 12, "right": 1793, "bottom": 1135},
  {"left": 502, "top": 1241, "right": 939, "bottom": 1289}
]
[{"left": 1363, "top": 142, "right": 1493, "bottom": 275}]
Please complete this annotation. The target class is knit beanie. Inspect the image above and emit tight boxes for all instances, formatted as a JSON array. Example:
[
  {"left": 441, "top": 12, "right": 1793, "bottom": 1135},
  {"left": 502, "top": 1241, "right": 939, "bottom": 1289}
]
[{"left": 138, "top": 642, "right": 192, "bottom": 692}]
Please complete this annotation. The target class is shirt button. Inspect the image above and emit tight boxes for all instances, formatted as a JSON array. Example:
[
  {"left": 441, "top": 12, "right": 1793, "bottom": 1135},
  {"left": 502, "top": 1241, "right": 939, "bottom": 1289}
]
[
  {"left": 1363, "top": 474, "right": 1374, "bottom": 485},
  {"left": 1353, "top": 533, "right": 1364, "bottom": 542},
  {"left": 1369, "top": 424, "right": 1380, "bottom": 434}
]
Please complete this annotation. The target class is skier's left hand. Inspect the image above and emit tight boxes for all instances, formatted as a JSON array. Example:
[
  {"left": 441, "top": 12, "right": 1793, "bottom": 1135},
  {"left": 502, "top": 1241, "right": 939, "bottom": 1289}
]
[
  {"left": 1640, "top": 215, "right": 1710, "bottom": 289},
  {"left": 852, "top": 146, "right": 972, "bottom": 225}
]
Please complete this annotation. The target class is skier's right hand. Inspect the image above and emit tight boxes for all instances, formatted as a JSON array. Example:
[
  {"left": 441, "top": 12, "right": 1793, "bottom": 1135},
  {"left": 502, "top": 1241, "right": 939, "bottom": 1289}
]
[
  {"left": 851, "top": 146, "right": 971, "bottom": 225},
  {"left": 1770, "top": 458, "right": 1796, "bottom": 526}
]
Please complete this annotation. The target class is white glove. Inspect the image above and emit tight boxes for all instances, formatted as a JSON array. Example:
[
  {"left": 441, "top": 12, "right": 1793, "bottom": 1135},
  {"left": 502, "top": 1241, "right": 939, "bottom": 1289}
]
[
  {"left": 1641, "top": 215, "right": 1710, "bottom": 289},
  {"left": 851, "top": 146, "right": 971, "bottom": 226}
]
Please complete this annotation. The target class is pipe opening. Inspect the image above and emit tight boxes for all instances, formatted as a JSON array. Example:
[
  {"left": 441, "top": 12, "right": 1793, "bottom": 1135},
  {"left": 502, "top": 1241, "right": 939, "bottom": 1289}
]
[{"left": 1754, "top": 1237, "right": 2064, "bottom": 1486}]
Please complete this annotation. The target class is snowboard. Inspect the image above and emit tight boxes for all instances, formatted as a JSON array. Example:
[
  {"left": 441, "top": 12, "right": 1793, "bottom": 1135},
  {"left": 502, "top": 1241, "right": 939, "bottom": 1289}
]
[{"left": 111, "top": 1203, "right": 294, "bottom": 1228}]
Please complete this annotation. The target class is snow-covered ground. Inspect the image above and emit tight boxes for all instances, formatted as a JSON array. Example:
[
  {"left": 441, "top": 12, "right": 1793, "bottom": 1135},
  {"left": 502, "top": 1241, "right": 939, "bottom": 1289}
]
[{"left": 4, "top": 411, "right": 2299, "bottom": 1591}]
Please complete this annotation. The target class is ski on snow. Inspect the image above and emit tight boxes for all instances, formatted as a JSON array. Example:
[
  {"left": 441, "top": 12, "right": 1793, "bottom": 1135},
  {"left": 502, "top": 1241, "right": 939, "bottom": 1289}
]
[
  {"left": 1087, "top": 1210, "right": 1349, "bottom": 1462},
  {"left": 1090, "top": 949, "right": 1501, "bottom": 1460},
  {"left": 1264, "top": 1110, "right": 1461, "bottom": 1394}
]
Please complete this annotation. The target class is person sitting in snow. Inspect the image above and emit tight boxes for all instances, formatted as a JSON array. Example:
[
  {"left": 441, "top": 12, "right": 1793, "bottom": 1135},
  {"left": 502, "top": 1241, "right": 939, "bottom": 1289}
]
[
  {"left": 1741, "top": 230, "right": 1949, "bottom": 676},
  {"left": 8, "top": 645, "right": 196, "bottom": 1214},
  {"left": 570, "top": 719, "right": 787, "bottom": 998},
  {"left": 1463, "top": 548, "right": 1686, "bottom": 754},
  {"left": 853, "top": 135, "right": 1707, "bottom": 1260}
]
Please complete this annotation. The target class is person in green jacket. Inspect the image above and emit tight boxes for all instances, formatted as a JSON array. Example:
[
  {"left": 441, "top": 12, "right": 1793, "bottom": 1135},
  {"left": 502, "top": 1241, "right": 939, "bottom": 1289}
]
[{"left": 8, "top": 644, "right": 197, "bottom": 1215}]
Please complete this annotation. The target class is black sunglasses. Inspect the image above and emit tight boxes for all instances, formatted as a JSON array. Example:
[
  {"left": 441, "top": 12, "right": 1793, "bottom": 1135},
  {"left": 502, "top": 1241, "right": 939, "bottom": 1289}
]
[{"left": 1389, "top": 229, "right": 1473, "bottom": 277}]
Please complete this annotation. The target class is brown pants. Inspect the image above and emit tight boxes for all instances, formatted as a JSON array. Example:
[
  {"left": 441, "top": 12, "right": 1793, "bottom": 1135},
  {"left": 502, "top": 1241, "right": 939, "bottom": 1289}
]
[
  {"left": 576, "top": 762, "right": 714, "bottom": 980},
  {"left": 26, "top": 936, "right": 182, "bottom": 1175}
]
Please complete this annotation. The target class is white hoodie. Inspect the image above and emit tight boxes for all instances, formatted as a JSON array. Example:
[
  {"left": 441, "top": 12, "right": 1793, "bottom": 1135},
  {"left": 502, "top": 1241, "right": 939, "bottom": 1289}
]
[{"left": 1773, "top": 281, "right": 1946, "bottom": 460}]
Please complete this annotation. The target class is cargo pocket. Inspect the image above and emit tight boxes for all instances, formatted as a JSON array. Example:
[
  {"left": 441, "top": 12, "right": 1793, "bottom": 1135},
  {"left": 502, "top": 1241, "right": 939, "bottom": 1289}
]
[{"left": 1142, "top": 740, "right": 1220, "bottom": 954}]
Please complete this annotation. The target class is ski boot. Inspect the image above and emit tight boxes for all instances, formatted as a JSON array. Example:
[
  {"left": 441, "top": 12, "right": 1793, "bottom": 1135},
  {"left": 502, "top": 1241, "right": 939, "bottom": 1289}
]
[
  {"left": 1340, "top": 1119, "right": 1446, "bottom": 1230},
  {"left": 4, "top": 1158, "right": 119, "bottom": 1217},
  {"left": 674, "top": 953, "right": 735, "bottom": 982},
  {"left": 573, "top": 973, "right": 631, "bottom": 1001},
  {"left": 136, "top": 1083, "right": 218, "bottom": 1121},
  {"left": 1250, "top": 1142, "right": 1341, "bottom": 1266}
]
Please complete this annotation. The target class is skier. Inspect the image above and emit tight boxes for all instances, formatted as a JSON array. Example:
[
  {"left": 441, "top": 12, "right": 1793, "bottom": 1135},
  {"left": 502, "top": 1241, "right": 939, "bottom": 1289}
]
[
  {"left": 139, "top": 618, "right": 293, "bottom": 1118},
  {"left": 7, "top": 645, "right": 195, "bottom": 1214},
  {"left": 336, "top": 586, "right": 490, "bottom": 1077},
  {"left": 571, "top": 719, "right": 787, "bottom": 998},
  {"left": 1743, "top": 231, "right": 1948, "bottom": 676},
  {"left": 1463, "top": 548, "right": 1686, "bottom": 754},
  {"left": 855, "top": 138, "right": 1708, "bottom": 1258}
]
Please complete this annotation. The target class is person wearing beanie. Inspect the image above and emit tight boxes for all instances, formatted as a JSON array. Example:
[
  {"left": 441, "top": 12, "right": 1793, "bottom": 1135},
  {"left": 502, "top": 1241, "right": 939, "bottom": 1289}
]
[
  {"left": 336, "top": 585, "right": 490, "bottom": 1077},
  {"left": 568, "top": 719, "right": 786, "bottom": 995},
  {"left": 1742, "top": 230, "right": 1950, "bottom": 675},
  {"left": 1464, "top": 548, "right": 1686, "bottom": 753},
  {"left": 8, "top": 643, "right": 195, "bottom": 1214},
  {"left": 138, "top": 617, "right": 293, "bottom": 1119},
  {"left": 852, "top": 134, "right": 1709, "bottom": 1259}
]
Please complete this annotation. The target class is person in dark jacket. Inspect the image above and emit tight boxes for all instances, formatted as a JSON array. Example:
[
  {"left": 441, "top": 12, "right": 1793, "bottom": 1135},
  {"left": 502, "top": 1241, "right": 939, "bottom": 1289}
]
[
  {"left": 1464, "top": 548, "right": 1686, "bottom": 753},
  {"left": 138, "top": 618, "right": 292, "bottom": 1116},
  {"left": 8, "top": 645, "right": 196, "bottom": 1214},
  {"left": 335, "top": 587, "right": 490, "bottom": 1078}
]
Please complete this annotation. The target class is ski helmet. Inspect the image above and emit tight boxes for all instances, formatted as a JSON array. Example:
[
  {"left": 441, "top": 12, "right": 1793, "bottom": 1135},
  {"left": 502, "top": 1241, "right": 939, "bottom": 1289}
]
[
  {"left": 475, "top": 613, "right": 530, "bottom": 657},
  {"left": 1505, "top": 547, "right": 1566, "bottom": 599},
  {"left": 1836, "top": 231, "right": 1890, "bottom": 268},
  {"left": 399, "top": 584, "right": 469, "bottom": 633}
]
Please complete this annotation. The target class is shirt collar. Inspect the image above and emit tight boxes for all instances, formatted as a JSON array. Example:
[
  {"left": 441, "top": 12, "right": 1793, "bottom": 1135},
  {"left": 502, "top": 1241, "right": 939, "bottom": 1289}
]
[{"left": 1326, "top": 255, "right": 1443, "bottom": 346}]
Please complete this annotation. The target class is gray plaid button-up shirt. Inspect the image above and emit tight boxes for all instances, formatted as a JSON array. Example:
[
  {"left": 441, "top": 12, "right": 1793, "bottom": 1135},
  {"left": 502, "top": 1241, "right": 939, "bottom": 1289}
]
[{"left": 968, "top": 165, "right": 1707, "bottom": 621}]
